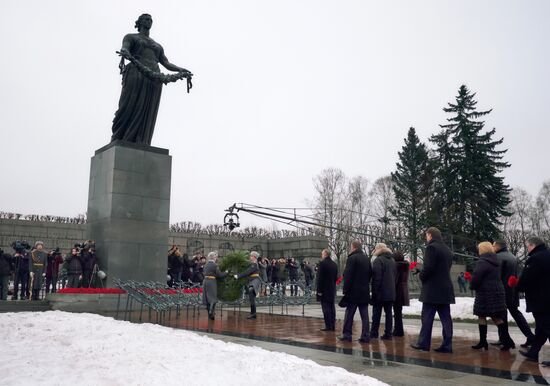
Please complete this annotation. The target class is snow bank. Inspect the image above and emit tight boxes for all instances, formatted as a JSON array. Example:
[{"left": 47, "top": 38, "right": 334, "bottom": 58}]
[
  {"left": 403, "top": 297, "right": 534, "bottom": 323},
  {"left": 0, "top": 312, "right": 386, "bottom": 386}
]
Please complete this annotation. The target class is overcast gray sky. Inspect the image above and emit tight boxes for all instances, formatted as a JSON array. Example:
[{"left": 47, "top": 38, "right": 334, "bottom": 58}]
[{"left": 1, "top": 1, "right": 549, "bottom": 227}]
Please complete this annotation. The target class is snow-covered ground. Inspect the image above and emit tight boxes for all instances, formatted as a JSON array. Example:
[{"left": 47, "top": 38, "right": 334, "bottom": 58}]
[
  {"left": 403, "top": 296, "right": 534, "bottom": 323},
  {"left": 0, "top": 311, "right": 387, "bottom": 386}
]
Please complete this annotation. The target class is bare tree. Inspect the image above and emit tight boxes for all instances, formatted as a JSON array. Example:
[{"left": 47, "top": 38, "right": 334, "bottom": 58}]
[
  {"left": 311, "top": 168, "right": 350, "bottom": 271},
  {"left": 369, "top": 176, "right": 395, "bottom": 235}
]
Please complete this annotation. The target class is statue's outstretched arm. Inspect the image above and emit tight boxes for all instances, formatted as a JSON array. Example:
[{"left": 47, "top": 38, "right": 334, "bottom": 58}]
[{"left": 160, "top": 50, "right": 191, "bottom": 75}]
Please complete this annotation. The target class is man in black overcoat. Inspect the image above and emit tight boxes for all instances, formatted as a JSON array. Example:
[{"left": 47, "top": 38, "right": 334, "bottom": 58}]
[
  {"left": 411, "top": 227, "right": 455, "bottom": 353},
  {"left": 316, "top": 249, "right": 338, "bottom": 331},
  {"left": 339, "top": 240, "right": 372, "bottom": 343},
  {"left": 493, "top": 239, "right": 534, "bottom": 347},
  {"left": 517, "top": 236, "right": 550, "bottom": 364}
]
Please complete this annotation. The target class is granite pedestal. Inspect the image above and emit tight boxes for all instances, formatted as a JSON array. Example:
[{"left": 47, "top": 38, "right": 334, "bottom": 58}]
[{"left": 86, "top": 141, "right": 171, "bottom": 287}]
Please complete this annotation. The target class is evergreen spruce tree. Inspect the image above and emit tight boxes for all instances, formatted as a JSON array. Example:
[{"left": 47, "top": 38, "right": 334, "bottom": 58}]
[
  {"left": 391, "top": 127, "right": 430, "bottom": 260},
  {"left": 433, "top": 85, "right": 511, "bottom": 250}
]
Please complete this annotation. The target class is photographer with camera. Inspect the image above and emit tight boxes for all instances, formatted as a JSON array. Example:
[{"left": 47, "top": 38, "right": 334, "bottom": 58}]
[
  {"left": 46, "top": 248, "right": 63, "bottom": 293},
  {"left": 302, "top": 259, "right": 315, "bottom": 291},
  {"left": 288, "top": 257, "right": 300, "bottom": 296},
  {"left": 64, "top": 247, "right": 83, "bottom": 288},
  {"left": 167, "top": 245, "right": 184, "bottom": 287},
  {"left": 80, "top": 241, "right": 97, "bottom": 288},
  {"left": 30, "top": 241, "right": 48, "bottom": 300},
  {"left": 0, "top": 249, "right": 14, "bottom": 301},
  {"left": 11, "top": 241, "right": 31, "bottom": 300}
]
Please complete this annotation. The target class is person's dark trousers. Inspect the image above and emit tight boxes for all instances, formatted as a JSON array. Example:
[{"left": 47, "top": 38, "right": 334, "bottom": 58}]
[
  {"left": 291, "top": 282, "right": 298, "bottom": 296},
  {"left": 82, "top": 270, "right": 91, "bottom": 288},
  {"left": 321, "top": 301, "right": 336, "bottom": 330},
  {"left": 417, "top": 303, "right": 453, "bottom": 350},
  {"left": 508, "top": 306, "right": 535, "bottom": 341},
  {"left": 342, "top": 303, "right": 370, "bottom": 340},
  {"left": 371, "top": 301, "right": 393, "bottom": 337},
  {"left": 393, "top": 304, "right": 404, "bottom": 336},
  {"left": 67, "top": 274, "right": 80, "bottom": 288},
  {"left": 46, "top": 275, "right": 58, "bottom": 294},
  {"left": 14, "top": 273, "right": 29, "bottom": 299},
  {"left": 526, "top": 312, "right": 550, "bottom": 359},
  {"left": 248, "top": 286, "right": 257, "bottom": 316},
  {"left": 0, "top": 275, "right": 9, "bottom": 300},
  {"left": 51, "top": 275, "right": 58, "bottom": 293}
]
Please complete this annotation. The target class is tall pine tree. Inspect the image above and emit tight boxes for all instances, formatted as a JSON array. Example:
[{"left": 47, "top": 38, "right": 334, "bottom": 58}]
[
  {"left": 432, "top": 85, "right": 511, "bottom": 251},
  {"left": 391, "top": 127, "right": 431, "bottom": 260}
]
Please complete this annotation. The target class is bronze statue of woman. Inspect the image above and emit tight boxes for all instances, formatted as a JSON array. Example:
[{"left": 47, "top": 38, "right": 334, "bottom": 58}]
[{"left": 111, "top": 14, "right": 192, "bottom": 145}]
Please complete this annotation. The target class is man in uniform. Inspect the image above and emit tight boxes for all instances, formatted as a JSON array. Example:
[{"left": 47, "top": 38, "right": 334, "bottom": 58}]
[
  {"left": 30, "top": 241, "right": 48, "bottom": 300},
  {"left": 202, "top": 251, "right": 227, "bottom": 320},
  {"left": 235, "top": 251, "right": 262, "bottom": 319}
]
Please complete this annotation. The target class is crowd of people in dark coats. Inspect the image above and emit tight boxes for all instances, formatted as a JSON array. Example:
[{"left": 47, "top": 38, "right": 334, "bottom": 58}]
[
  {"left": 0, "top": 240, "right": 100, "bottom": 301},
  {"left": 167, "top": 245, "right": 316, "bottom": 295},
  {"left": 313, "top": 227, "right": 549, "bottom": 366}
]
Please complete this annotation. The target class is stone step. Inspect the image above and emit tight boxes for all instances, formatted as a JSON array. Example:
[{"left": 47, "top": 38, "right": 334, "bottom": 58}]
[{"left": 0, "top": 300, "right": 51, "bottom": 313}]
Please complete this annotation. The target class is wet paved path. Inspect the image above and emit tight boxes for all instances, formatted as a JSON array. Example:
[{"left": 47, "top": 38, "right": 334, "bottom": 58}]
[{"left": 119, "top": 305, "right": 550, "bottom": 385}]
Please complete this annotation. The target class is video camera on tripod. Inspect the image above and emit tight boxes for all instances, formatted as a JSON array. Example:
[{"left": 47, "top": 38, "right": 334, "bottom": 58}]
[{"left": 11, "top": 240, "right": 31, "bottom": 254}]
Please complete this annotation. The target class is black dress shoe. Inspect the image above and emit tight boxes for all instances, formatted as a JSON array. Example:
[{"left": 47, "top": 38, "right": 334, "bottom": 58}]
[
  {"left": 519, "top": 350, "right": 538, "bottom": 362},
  {"left": 338, "top": 336, "right": 352, "bottom": 342},
  {"left": 542, "top": 361, "right": 550, "bottom": 367},
  {"left": 410, "top": 344, "right": 430, "bottom": 351},
  {"left": 320, "top": 328, "right": 332, "bottom": 331},
  {"left": 434, "top": 347, "right": 453, "bottom": 353},
  {"left": 358, "top": 338, "right": 370, "bottom": 343},
  {"left": 520, "top": 339, "right": 534, "bottom": 348}
]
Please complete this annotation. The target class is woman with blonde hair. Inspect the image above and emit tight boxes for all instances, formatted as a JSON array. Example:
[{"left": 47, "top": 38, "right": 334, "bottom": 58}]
[{"left": 470, "top": 241, "right": 515, "bottom": 351}]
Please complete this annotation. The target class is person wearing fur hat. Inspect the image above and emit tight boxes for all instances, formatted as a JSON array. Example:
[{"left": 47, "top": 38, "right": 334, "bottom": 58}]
[
  {"left": 470, "top": 241, "right": 515, "bottom": 351},
  {"left": 235, "top": 251, "right": 262, "bottom": 319},
  {"left": 370, "top": 243, "right": 397, "bottom": 340},
  {"left": 30, "top": 241, "right": 48, "bottom": 300},
  {"left": 202, "top": 251, "right": 227, "bottom": 320}
]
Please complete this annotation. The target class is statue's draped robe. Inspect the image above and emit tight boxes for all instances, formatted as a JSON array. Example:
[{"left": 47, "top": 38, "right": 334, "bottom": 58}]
[{"left": 111, "top": 34, "right": 164, "bottom": 145}]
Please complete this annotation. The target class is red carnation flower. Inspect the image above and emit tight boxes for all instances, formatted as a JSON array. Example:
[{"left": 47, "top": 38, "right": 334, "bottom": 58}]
[
  {"left": 508, "top": 275, "right": 519, "bottom": 288},
  {"left": 464, "top": 272, "right": 472, "bottom": 282},
  {"left": 409, "top": 261, "right": 418, "bottom": 271},
  {"left": 335, "top": 276, "right": 343, "bottom": 285}
]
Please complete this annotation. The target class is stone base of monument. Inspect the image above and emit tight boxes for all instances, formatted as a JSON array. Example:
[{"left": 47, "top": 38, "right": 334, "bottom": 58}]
[{"left": 86, "top": 141, "right": 171, "bottom": 287}]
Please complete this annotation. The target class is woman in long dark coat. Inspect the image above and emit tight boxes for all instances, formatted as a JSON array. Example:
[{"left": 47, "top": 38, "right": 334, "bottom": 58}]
[
  {"left": 393, "top": 251, "right": 410, "bottom": 337},
  {"left": 470, "top": 242, "right": 515, "bottom": 351}
]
